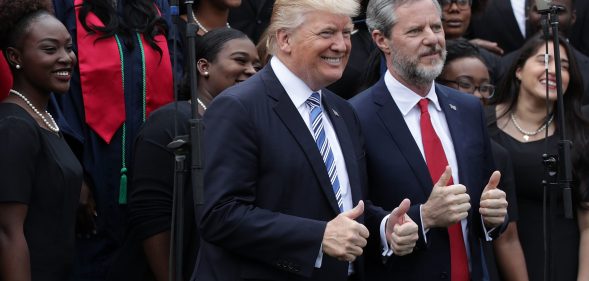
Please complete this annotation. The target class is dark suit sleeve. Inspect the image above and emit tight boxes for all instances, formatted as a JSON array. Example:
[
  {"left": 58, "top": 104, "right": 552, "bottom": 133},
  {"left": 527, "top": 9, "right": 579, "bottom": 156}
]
[{"left": 200, "top": 94, "right": 327, "bottom": 278}]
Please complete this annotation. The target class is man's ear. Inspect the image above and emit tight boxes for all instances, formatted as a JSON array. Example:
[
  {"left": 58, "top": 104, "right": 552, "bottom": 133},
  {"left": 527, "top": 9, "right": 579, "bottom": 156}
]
[
  {"left": 276, "top": 29, "right": 293, "bottom": 54},
  {"left": 372, "top": 29, "right": 391, "bottom": 55}
]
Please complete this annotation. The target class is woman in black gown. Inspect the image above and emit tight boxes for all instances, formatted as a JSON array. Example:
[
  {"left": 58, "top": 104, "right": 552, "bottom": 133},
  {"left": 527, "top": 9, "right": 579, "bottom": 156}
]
[
  {"left": 487, "top": 32, "right": 589, "bottom": 281},
  {"left": 0, "top": 1, "right": 83, "bottom": 280},
  {"left": 109, "top": 28, "right": 260, "bottom": 281}
]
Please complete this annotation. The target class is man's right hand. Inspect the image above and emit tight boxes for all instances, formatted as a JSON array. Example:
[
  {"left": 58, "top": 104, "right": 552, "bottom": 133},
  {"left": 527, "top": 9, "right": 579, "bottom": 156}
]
[
  {"left": 421, "top": 166, "right": 471, "bottom": 229},
  {"left": 322, "top": 200, "right": 369, "bottom": 262}
]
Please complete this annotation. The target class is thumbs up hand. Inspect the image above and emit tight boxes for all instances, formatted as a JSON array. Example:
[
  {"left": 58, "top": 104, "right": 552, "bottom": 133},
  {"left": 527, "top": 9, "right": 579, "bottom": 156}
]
[
  {"left": 422, "top": 166, "right": 471, "bottom": 229},
  {"left": 480, "top": 171, "right": 508, "bottom": 228},
  {"left": 386, "top": 199, "right": 418, "bottom": 256},
  {"left": 323, "top": 201, "right": 370, "bottom": 262}
]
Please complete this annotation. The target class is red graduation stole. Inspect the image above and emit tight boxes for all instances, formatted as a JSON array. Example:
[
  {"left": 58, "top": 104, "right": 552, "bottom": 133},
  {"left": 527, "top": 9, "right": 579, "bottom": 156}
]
[
  {"left": 0, "top": 54, "right": 12, "bottom": 101},
  {"left": 74, "top": 0, "right": 173, "bottom": 143}
]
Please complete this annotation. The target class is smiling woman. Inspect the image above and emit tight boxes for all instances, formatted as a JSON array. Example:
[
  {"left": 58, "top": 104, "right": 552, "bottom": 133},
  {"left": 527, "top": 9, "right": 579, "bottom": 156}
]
[
  {"left": 107, "top": 28, "right": 260, "bottom": 281},
  {"left": 487, "top": 32, "right": 589, "bottom": 281},
  {"left": 0, "top": 1, "right": 83, "bottom": 280}
]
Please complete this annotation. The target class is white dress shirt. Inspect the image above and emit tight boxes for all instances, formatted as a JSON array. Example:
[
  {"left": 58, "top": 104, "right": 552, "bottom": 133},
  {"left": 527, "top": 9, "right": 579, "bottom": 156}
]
[
  {"left": 270, "top": 57, "right": 354, "bottom": 270},
  {"left": 382, "top": 71, "right": 472, "bottom": 267}
]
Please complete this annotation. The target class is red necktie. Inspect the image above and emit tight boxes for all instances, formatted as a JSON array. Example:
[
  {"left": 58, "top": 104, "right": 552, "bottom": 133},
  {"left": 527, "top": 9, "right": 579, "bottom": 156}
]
[{"left": 418, "top": 99, "right": 469, "bottom": 281}]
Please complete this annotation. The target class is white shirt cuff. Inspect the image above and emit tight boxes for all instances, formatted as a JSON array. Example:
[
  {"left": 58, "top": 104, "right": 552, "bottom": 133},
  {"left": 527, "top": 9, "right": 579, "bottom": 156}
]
[
  {"left": 481, "top": 215, "right": 495, "bottom": 242},
  {"left": 380, "top": 214, "right": 393, "bottom": 256},
  {"left": 419, "top": 204, "right": 429, "bottom": 243},
  {"left": 315, "top": 245, "right": 323, "bottom": 268}
]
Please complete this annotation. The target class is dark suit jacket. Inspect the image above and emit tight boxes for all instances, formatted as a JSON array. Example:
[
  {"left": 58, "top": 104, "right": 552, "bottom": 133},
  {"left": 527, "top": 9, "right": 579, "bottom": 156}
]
[
  {"left": 497, "top": 45, "right": 589, "bottom": 105},
  {"left": 571, "top": 0, "right": 589, "bottom": 57},
  {"left": 468, "top": 0, "right": 525, "bottom": 54},
  {"left": 193, "top": 64, "right": 386, "bottom": 281},
  {"left": 228, "top": 0, "right": 274, "bottom": 44},
  {"left": 350, "top": 79, "right": 501, "bottom": 281}
]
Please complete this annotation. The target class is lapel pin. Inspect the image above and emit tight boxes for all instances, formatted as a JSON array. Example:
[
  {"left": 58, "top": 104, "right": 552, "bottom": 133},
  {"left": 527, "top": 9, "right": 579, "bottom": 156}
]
[
  {"left": 449, "top": 104, "right": 457, "bottom": 111},
  {"left": 332, "top": 109, "right": 340, "bottom": 117}
]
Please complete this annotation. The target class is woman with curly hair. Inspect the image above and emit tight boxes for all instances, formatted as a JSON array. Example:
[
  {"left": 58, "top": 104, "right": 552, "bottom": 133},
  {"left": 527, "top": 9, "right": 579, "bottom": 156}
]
[
  {"left": 0, "top": 0, "right": 82, "bottom": 280},
  {"left": 50, "top": 0, "right": 175, "bottom": 279}
]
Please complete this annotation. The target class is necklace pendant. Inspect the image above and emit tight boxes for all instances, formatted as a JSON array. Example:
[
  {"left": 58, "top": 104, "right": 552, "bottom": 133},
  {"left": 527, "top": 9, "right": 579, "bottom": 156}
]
[{"left": 523, "top": 134, "right": 530, "bottom": 142}]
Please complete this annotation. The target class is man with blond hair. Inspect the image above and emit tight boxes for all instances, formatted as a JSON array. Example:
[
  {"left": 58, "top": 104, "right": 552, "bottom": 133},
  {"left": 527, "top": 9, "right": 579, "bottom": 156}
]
[{"left": 193, "top": 0, "right": 419, "bottom": 280}]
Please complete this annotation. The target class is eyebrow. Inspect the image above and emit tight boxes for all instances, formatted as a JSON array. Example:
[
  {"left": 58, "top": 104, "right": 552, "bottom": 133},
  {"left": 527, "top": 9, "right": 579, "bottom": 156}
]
[
  {"left": 37, "top": 37, "right": 72, "bottom": 44},
  {"left": 230, "top": 51, "right": 253, "bottom": 57}
]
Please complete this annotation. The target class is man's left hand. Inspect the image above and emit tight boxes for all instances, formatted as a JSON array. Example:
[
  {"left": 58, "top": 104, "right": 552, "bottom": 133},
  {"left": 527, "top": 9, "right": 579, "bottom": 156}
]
[
  {"left": 386, "top": 199, "right": 418, "bottom": 256},
  {"left": 479, "top": 171, "right": 508, "bottom": 228}
]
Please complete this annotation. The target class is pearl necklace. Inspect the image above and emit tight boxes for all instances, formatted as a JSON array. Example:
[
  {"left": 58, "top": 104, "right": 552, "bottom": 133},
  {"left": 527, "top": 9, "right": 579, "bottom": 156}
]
[
  {"left": 510, "top": 112, "right": 554, "bottom": 142},
  {"left": 191, "top": 13, "right": 230, "bottom": 34},
  {"left": 197, "top": 98, "right": 207, "bottom": 110},
  {"left": 9, "top": 89, "right": 60, "bottom": 133}
]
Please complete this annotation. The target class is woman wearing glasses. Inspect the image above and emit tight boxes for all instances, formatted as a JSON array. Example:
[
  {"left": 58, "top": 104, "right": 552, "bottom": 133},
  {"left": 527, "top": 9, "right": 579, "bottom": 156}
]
[
  {"left": 438, "top": 0, "right": 502, "bottom": 83},
  {"left": 437, "top": 38, "right": 529, "bottom": 281},
  {"left": 488, "top": 33, "right": 589, "bottom": 281},
  {"left": 436, "top": 39, "right": 496, "bottom": 103}
]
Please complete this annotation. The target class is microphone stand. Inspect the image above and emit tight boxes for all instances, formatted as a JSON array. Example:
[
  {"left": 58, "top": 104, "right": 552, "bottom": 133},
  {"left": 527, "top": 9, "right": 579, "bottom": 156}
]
[
  {"left": 539, "top": 5, "right": 574, "bottom": 281},
  {"left": 167, "top": 1, "right": 204, "bottom": 280}
]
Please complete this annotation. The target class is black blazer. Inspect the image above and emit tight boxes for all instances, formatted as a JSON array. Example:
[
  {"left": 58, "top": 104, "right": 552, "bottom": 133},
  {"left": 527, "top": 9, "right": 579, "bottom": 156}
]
[
  {"left": 228, "top": 0, "right": 274, "bottom": 44},
  {"left": 350, "top": 79, "right": 502, "bottom": 281},
  {"left": 571, "top": 0, "right": 589, "bottom": 57},
  {"left": 468, "top": 0, "right": 526, "bottom": 54},
  {"left": 193, "top": 64, "right": 386, "bottom": 281}
]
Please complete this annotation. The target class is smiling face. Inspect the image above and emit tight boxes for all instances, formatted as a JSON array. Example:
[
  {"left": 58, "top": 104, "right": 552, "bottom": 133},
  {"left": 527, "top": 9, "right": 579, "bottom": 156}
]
[
  {"left": 276, "top": 10, "right": 353, "bottom": 91},
  {"left": 375, "top": 0, "right": 446, "bottom": 87},
  {"left": 439, "top": 56, "right": 491, "bottom": 99},
  {"left": 202, "top": 37, "right": 260, "bottom": 97},
  {"left": 9, "top": 14, "right": 76, "bottom": 94},
  {"left": 516, "top": 42, "right": 569, "bottom": 102}
]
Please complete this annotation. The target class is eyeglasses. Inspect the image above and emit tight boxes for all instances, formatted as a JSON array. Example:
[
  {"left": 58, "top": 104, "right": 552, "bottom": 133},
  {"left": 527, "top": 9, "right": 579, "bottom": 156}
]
[
  {"left": 439, "top": 0, "right": 471, "bottom": 10},
  {"left": 438, "top": 78, "right": 495, "bottom": 98}
]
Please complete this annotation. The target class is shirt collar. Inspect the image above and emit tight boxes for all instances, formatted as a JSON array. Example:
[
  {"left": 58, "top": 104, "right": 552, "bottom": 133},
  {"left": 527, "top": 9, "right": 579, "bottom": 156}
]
[
  {"left": 383, "top": 71, "right": 441, "bottom": 116},
  {"left": 270, "top": 56, "right": 321, "bottom": 109}
]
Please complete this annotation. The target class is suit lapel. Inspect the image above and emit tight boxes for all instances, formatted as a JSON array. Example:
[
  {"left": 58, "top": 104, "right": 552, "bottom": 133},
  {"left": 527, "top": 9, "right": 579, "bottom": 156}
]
[
  {"left": 435, "top": 86, "right": 466, "bottom": 189},
  {"left": 372, "top": 79, "right": 433, "bottom": 197},
  {"left": 436, "top": 85, "right": 477, "bottom": 223},
  {"left": 261, "top": 66, "right": 342, "bottom": 214},
  {"left": 322, "top": 93, "right": 361, "bottom": 206}
]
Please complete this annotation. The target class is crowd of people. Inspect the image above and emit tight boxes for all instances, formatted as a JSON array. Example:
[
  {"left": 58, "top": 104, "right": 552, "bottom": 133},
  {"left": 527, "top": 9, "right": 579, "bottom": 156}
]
[{"left": 0, "top": 0, "right": 587, "bottom": 281}]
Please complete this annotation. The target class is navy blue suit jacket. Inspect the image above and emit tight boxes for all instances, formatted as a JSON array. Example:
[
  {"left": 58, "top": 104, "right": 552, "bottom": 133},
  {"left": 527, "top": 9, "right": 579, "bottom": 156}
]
[
  {"left": 350, "top": 79, "right": 500, "bottom": 281},
  {"left": 193, "top": 65, "right": 386, "bottom": 281}
]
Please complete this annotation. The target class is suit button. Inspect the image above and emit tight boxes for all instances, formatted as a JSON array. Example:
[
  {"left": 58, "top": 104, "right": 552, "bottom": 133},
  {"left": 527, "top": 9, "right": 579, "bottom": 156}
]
[{"left": 440, "top": 272, "right": 448, "bottom": 279}]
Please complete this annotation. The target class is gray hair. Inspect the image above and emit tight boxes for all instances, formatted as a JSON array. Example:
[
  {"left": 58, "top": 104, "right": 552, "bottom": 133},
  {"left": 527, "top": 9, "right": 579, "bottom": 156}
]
[
  {"left": 366, "top": 0, "right": 442, "bottom": 38},
  {"left": 266, "top": 0, "right": 360, "bottom": 55}
]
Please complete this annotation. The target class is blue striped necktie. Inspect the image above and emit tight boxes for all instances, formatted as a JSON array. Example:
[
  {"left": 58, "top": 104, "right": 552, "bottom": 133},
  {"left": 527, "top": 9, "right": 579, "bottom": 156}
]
[{"left": 306, "top": 92, "right": 343, "bottom": 212}]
